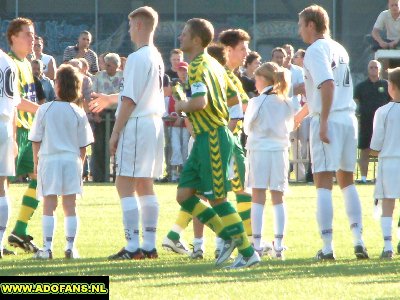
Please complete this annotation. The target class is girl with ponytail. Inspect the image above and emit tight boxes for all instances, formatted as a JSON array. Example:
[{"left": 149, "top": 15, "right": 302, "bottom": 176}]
[{"left": 243, "top": 61, "right": 294, "bottom": 260}]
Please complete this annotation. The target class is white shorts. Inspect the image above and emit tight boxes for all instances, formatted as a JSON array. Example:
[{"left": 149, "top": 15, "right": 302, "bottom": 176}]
[
  {"left": 245, "top": 149, "right": 289, "bottom": 192},
  {"left": 116, "top": 115, "right": 164, "bottom": 178},
  {"left": 37, "top": 153, "right": 83, "bottom": 198},
  {"left": 0, "top": 118, "right": 15, "bottom": 176},
  {"left": 310, "top": 112, "right": 357, "bottom": 173},
  {"left": 374, "top": 157, "right": 400, "bottom": 199}
]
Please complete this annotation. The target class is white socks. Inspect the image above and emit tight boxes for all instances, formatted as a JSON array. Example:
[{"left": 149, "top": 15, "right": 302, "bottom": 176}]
[
  {"left": 251, "top": 203, "right": 264, "bottom": 250},
  {"left": 121, "top": 197, "right": 140, "bottom": 252},
  {"left": 381, "top": 217, "right": 393, "bottom": 251},
  {"left": 42, "top": 215, "right": 56, "bottom": 251},
  {"left": 65, "top": 216, "right": 78, "bottom": 251},
  {"left": 342, "top": 185, "right": 364, "bottom": 246},
  {"left": 317, "top": 188, "right": 333, "bottom": 254},
  {"left": 273, "top": 203, "right": 286, "bottom": 251},
  {"left": 0, "top": 196, "right": 10, "bottom": 251},
  {"left": 193, "top": 237, "right": 205, "bottom": 252},
  {"left": 138, "top": 195, "right": 159, "bottom": 251}
]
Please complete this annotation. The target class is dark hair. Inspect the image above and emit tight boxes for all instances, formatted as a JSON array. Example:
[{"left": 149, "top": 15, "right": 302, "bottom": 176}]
[
  {"left": 7, "top": 17, "right": 33, "bottom": 46},
  {"left": 187, "top": 18, "right": 214, "bottom": 48},
  {"left": 295, "top": 49, "right": 306, "bottom": 58},
  {"left": 271, "top": 47, "right": 287, "bottom": 58},
  {"left": 218, "top": 29, "right": 250, "bottom": 48},
  {"left": 245, "top": 51, "right": 261, "bottom": 68},
  {"left": 207, "top": 43, "right": 227, "bottom": 66},
  {"left": 56, "top": 65, "right": 82, "bottom": 102},
  {"left": 170, "top": 48, "right": 183, "bottom": 56}
]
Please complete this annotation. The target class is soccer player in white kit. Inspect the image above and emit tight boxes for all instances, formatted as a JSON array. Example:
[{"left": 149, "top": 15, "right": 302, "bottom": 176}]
[
  {"left": 370, "top": 67, "right": 400, "bottom": 259},
  {"left": 0, "top": 49, "right": 20, "bottom": 258},
  {"left": 29, "top": 65, "right": 94, "bottom": 259},
  {"left": 297, "top": 5, "right": 368, "bottom": 259},
  {"left": 105, "top": 7, "right": 165, "bottom": 260}
]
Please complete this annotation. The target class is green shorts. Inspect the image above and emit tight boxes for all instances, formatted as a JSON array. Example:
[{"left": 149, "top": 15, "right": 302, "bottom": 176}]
[
  {"left": 228, "top": 134, "right": 246, "bottom": 192},
  {"left": 178, "top": 126, "right": 233, "bottom": 200},
  {"left": 15, "top": 127, "right": 34, "bottom": 176}
]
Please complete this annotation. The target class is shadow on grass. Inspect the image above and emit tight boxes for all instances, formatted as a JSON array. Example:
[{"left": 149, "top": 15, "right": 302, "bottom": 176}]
[{"left": 2, "top": 255, "right": 400, "bottom": 286}]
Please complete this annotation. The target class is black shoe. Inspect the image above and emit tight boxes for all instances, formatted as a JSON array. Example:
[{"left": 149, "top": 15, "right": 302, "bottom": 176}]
[
  {"left": 108, "top": 248, "right": 145, "bottom": 260},
  {"left": 3, "top": 248, "right": 16, "bottom": 256},
  {"left": 354, "top": 245, "right": 369, "bottom": 259},
  {"left": 380, "top": 248, "right": 394, "bottom": 259},
  {"left": 65, "top": 249, "right": 80, "bottom": 259},
  {"left": 8, "top": 233, "right": 39, "bottom": 253},
  {"left": 142, "top": 248, "right": 158, "bottom": 259},
  {"left": 315, "top": 249, "right": 335, "bottom": 260}
]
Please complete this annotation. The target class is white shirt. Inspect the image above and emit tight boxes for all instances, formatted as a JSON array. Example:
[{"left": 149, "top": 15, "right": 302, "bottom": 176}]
[
  {"left": 0, "top": 49, "right": 20, "bottom": 118},
  {"left": 288, "top": 64, "right": 304, "bottom": 112},
  {"left": 117, "top": 46, "right": 165, "bottom": 118},
  {"left": 303, "top": 38, "right": 356, "bottom": 115},
  {"left": 370, "top": 102, "right": 400, "bottom": 158},
  {"left": 29, "top": 101, "right": 94, "bottom": 156},
  {"left": 374, "top": 10, "right": 400, "bottom": 41},
  {"left": 244, "top": 86, "right": 294, "bottom": 151},
  {"left": 39, "top": 53, "right": 55, "bottom": 74}
]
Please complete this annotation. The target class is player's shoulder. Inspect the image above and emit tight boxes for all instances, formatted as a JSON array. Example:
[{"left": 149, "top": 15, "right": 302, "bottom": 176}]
[
  {"left": 376, "top": 102, "right": 395, "bottom": 115},
  {"left": 69, "top": 102, "right": 86, "bottom": 116}
]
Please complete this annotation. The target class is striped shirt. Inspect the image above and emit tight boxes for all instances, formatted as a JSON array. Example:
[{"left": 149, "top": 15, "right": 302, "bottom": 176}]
[
  {"left": 187, "top": 53, "right": 237, "bottom": 134},
  {"left": 9, "top": 51, "right": 37, "bottom": 129},
  {"left": 63, "top": 45, "right": 99, "bottom": 73}
]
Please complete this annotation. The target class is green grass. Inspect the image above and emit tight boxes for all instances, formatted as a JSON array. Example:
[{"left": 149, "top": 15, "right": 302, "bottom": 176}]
[{"left": 3, "top": 183, "right": 400, "bottom": 299}]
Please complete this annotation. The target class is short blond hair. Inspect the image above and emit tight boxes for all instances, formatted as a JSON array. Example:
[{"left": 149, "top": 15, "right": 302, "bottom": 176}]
[
  {"left": 299, "top": 5, "right": 330, "bottom": 36},
  {"left": 255, "top": 62, "right": 291, "bottom": 98},
  {"left": 128, "top": 6, "right": 158, "bottom": 30},
  {"left": 388, "top": 67, "right": 400, "bottom": 90}
]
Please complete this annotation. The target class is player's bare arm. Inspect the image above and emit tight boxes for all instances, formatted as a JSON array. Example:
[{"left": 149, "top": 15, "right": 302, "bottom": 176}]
[
  {"left": 294, "top": 103, "right": 309, "bottom": 129},
  {"left": 17, "top": 98, "right": 39, "bottom": 114},
  {"left": 32, "top": 141, "right": 41, "bottom": 175},
  {"left": 79, "top": 147, "right": 87, "bottom": 162},
  {"left": 227, "top": 94, "right": 239, "bottom": 107},
  {"left": 293, "top": 82, "right": 305, "bottom": 95},
  {"left": 319, "top": 80, "right": 335, "bottom": 143},
  {"left": 175, "top": 95, "right": 207, "bottom": 113},
  {"left": 109, "top": 96, "right": 136, "bottom": 155},
  {"left": 89, "top": 92, "right": 119, "bottom": 113}
]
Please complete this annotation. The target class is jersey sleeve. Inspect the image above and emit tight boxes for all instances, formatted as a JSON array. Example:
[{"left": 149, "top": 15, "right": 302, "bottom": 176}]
[
  {"left": 190, "top": 81, "right": 207, "bottom": 98},
  {"left": 78, "top": 112, "right": 94, "bottom": 148},
  {"left": 28, "top": 106, "right": 44, "bottom": 142},
  {"left": 370, "top": 107, "right": 385, "bottom": 151},
  {"left": 225, "top": 72, "right": 238, "bottom": 100},
  {"left": 305, "top": 45, "right": 334, "bottom": 89},
  {"left": 373, "top": 11, "right": 385, "bottom": 30},
  {"left": 120, "top": 55, "right": 148, "bottom": 104}
]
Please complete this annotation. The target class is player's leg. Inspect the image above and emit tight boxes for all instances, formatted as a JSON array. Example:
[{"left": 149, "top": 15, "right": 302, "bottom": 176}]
[
  {"left": 108, "top": 175, "right": 144, "bottom": 260},
  {"left": 191, "top": 217, "right": 205, "bottom": 259},
  {"left": 62, "top": 194, "right": 79, "bottom": 259},
  {"left": 34, "top": 195, "right": 57, "bottom": 259},
  {"left": 9, "top": 129, "right": 39, "bottom": 252},
  {"left": 358, "top": 149, "right": 370, "bottom": 183},
  {"left": 251, "top": 188, "right": 266, "bottom": 255},
  {"left": 380, "top": 198, "right": 395, "bottom": 259},
  {"left": 136, "top": 178, "right": 159, "bottom": 258},
  {"left": 0, "top": 177, "right": 11, "bottom": 258}
]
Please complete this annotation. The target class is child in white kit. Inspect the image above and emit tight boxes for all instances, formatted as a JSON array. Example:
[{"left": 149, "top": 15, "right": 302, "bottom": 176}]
[
  {"left": 243, "top": 62, "right": 294, "bottom": 260},
  {"left": 370, "top": 67, "right": 400, "bottom": 259},
  {"left": 29, "top": 65, "right": 94, "bottom": 259}
]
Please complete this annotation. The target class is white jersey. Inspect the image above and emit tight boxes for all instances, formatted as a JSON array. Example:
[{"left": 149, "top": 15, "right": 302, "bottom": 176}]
[
  {"left": 0, "top": 49, "right": 20, "bottom": 118},
  {"left": 288, "top": 64, "right": 304, "bottom": 112},
  {"left": 29, "top": 101, "right": 94, "bottom": 156},
  {"left": 303, "top": 38, "right": 356, "bottom": 115},
  {"left": 244, "top": 86, "right": 294, "bottom": 151},
  {"left": 117, "top": 46, "right": 165, "bottom": 118},
  {"left": 370, "top": 102, "right": 400, "bottom": 158},
  {"left": 39, "top": 53, "right": 55, "bottom": 74}
]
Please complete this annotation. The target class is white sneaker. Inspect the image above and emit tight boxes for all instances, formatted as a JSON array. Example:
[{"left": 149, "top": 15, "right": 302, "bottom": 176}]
[
  {"left": 33, "top": 249, "right": 53, "bottom": 259},
  {"left": 190, "top": 243, "right": 204, "bottom": 259},
  {"left": 162, "top": 236, "right": 189, "bottom": 255},
  {"left": 225, "top": 251, "right": 261, "bottom": 269}
]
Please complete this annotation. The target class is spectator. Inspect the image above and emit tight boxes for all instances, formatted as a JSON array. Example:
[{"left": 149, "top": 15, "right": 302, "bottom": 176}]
[
  {"left": 33, "top": 36, "right": 57, "bottom": 80},
  {"left": 271, "top": 47, "right": 287, "bottom": 67},
  {"left": 240, "top": 51, "right": 261, "bottom": 97},
  {"left": 63, "top": 31, "right": 99, "bottom": 74},
  {"left": 98, "top": 52, "right": 109, "bottom": 72},
  {"left": 120, "top": 56, "right": 127, "bottom": 71},
  {"left": 293, "top": 49, "right": 305, "bottom": 67},
  {"left": 354, "top": 60, "right": 390, "bottom": 183},
  {"left": 165, "top": 48, "right": 183, "bottom": 80},
  {"left": 91, "top": 53, "right": 123, "bottom": 182},
  {"left": 31, "top": 59, "right": 55, "bottom": 102},
  {"left": 371, "top": 0, "right": 400, "bottom": 51},
  {"left": 78, "top": 57, "right": 94, "bottom": 80}
]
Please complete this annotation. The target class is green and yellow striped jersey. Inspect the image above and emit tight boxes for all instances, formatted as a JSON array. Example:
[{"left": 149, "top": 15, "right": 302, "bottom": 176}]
[
  {"left": 187, "top": 52, "right": 237, "bottom": 134},
  {"left": 225, "top": 67, "right": 249, "bottom": 135},
  {"left": 8, "top": 52, "right": 37, "bottom": 129}
]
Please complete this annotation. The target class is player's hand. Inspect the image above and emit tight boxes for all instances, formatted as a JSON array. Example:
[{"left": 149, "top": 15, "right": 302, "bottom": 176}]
[
  {"left": 109, "top": 132, "right": 119, "bottom": 156},
  {"left": 89, "top": 92, "right": 109, "bottom": 113},
  {"left": 319, "top": 121, "right": 330, "bottom": 144},
  {"left": 13, "top": 141, "right": 18, "bottom": 158}
]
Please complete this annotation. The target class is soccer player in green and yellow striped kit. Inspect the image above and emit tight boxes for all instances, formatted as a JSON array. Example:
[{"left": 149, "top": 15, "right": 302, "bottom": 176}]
[{"left": 162, "top": 18, "right": 259, "bottom": 269}]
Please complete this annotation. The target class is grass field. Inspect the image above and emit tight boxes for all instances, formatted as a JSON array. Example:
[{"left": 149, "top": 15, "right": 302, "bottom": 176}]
[{"left": 2, "top": 182, "right": 400, "bottom": 299}]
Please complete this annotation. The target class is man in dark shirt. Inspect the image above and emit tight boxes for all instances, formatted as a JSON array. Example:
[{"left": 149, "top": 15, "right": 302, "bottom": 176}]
[
  {"left": 354, "top": 60, "right": 391, "bottom": 183},
  {"left": 165, "top": 48, "right": 183, "bottom": 80}
]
